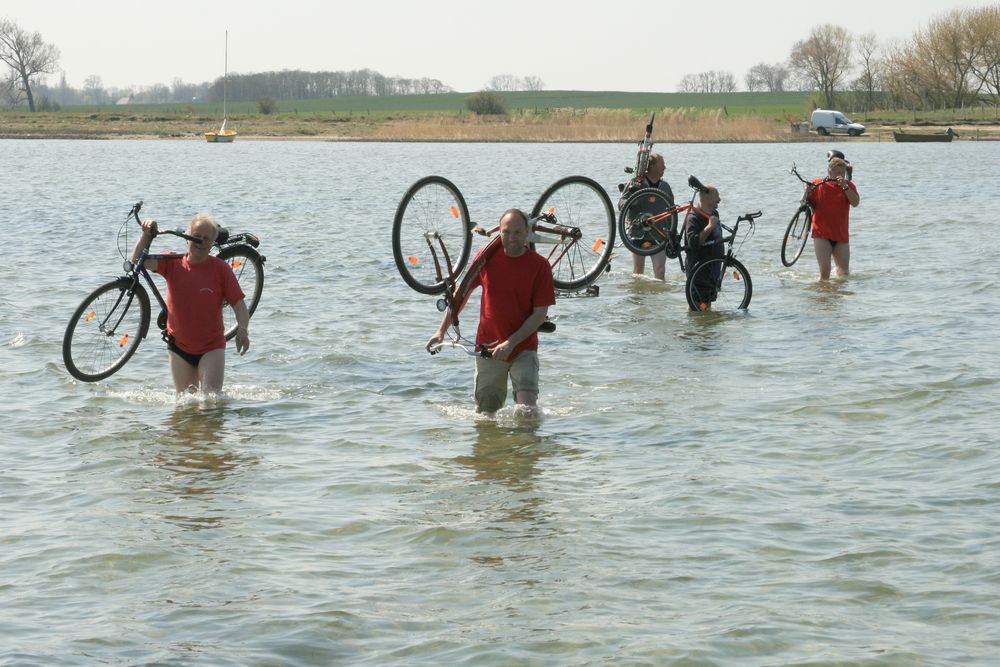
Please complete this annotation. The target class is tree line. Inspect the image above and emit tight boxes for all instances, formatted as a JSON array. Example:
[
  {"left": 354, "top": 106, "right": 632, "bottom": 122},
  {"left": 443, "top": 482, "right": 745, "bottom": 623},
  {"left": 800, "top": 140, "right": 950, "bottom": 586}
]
[{"left": 677, "top": 4, "right": 1000, "bottom": 113}]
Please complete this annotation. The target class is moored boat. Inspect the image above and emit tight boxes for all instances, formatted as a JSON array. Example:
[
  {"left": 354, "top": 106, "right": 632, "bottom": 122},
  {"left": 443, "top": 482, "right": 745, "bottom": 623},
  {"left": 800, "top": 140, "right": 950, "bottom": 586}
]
[{"left": 893, "top": 128, "right": 956, "bottom": 143}]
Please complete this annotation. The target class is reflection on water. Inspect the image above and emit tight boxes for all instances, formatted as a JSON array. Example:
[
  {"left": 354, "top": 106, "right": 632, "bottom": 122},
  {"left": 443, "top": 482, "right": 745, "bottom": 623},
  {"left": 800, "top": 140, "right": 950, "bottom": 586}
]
[{"left": 143, "top": 403, "right": 259, "bottom": 530}]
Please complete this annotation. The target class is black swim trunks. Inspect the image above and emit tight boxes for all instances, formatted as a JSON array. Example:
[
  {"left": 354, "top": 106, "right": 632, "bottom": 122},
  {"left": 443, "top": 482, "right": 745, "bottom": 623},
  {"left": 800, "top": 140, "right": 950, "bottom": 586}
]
[{"left": 167, "top": 340, "right": 204, "bottom": 367}]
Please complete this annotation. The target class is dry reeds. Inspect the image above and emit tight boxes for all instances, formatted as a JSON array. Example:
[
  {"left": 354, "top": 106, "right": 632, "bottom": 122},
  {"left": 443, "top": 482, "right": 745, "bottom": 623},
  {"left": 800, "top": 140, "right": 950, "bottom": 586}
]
[{"left": 374, "top": 107, "right": 790, "bottom": 142}]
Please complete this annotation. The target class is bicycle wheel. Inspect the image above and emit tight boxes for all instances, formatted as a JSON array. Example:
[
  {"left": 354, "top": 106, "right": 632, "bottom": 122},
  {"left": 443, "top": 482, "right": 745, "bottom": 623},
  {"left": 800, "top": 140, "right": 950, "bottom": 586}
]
[
  {"left": 617, "top": 187, "right": 674, "bottom": 256},
  {"left": 217, "top": 245, "right": 265, "bottom": 340},
  {"left": 530, "top": 175, "right": 615, "bottom": 291},
  {"left": 781, "top": 205, "right": 812, "bottom": 267},
  {"left": 63, "top": 278, "right": 151, "bottom": 382},
  {"left": 686, "top": 258, "right": 752, "bottom": 312},
  {"left": 392, "top": 175, "right": 472, "bottom": 295}
]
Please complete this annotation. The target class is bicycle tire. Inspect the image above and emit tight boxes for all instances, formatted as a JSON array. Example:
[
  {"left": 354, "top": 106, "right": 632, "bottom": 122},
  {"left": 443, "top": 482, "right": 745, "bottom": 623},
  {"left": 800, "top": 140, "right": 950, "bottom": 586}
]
[
  {"left": 530, "top": 175, "right": 615, "bottom": 291},
  {"left": 686, "top": 257, "right": 752, "bottom": 312},
  {"left": 392, "top": 175, "right": 472, "bottom": 295},
  {"left": 781, "top": 205, "right": 812, "bottom": 267},
  {"left": 63, "top": 277, "right": 151, "bottom": 382},
  {"left": 617, "top": 187, "right": 675, "bottom": 256},
  {"left": 217, "top": 245, "right": 265, "bottom": 341}
]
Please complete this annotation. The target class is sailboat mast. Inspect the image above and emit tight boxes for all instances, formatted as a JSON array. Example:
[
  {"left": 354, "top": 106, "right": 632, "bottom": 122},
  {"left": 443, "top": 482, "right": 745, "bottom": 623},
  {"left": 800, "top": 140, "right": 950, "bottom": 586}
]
[{"left": 223, "top": 30, "right": 228, "bottom": 120}]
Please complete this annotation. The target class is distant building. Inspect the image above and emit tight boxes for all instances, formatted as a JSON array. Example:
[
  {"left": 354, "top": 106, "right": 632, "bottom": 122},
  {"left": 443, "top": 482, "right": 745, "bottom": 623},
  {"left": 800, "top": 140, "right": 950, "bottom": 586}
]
[{"left": 115, "top": 94, "right": 134, "bottom": 105}]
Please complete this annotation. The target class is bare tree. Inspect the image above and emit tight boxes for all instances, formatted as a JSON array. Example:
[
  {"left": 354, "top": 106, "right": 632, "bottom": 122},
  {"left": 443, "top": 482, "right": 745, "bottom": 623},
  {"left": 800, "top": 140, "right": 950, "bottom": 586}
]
[
  {"left": 745, "top": 62, "right": 790, "bottom": 92},
  {"left": 678, "top": 70, "right": 736, "bottom": 93},
  {"left": 522, "top": 75, "right": 544, "bottom": 91},
  {"left": 853, "top": 33, "right": 882, "bottom": 111},
  {"left": 0, "top": 19, "right": 60, "bottom": 111},
  {"left": 970, "top": 5, "right": 1000, "bottom": 106},
  {"left": 486, "top": 74, "right": 518, "bottom": 91},
  {"left": 790, "top": 24, "right": 853, "bottom": 108}
]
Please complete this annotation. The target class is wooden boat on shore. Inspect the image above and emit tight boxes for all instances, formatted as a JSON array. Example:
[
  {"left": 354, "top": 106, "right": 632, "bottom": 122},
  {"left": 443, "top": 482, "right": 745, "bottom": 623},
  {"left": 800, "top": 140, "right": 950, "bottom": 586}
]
[
  {"left": 206, "top": 31, "right": 236, "bottom": 143},
  {"left": 893, "top": 128, "right": 956, "bottom": 143}
]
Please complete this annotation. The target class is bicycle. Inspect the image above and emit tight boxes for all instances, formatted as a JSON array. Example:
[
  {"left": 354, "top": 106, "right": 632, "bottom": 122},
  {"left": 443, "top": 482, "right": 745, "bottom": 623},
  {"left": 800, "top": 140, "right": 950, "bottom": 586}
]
[
  {"left": 780, "top": 163, "right": 832, "bottom": 267},
  {"left": 392, "top": 175, "right": 614, "bottom": 297},
  {"left": 615, "top": 111, "right": 688, "bottom": 263},
  {"left": 62, "top": 201, "right": 266, "bottom": 382},
  {"left": 685, "top": 210, "right": 761, "bottom": 312}
]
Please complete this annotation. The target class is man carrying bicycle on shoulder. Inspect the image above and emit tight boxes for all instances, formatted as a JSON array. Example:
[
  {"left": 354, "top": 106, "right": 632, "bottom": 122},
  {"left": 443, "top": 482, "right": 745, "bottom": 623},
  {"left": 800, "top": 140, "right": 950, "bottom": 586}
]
[
  {"left": 618, "top": 152, "right": 678, "bottom": 281},
  {"left": 682, "top": 184, "right": 724, "bottom": 310}
]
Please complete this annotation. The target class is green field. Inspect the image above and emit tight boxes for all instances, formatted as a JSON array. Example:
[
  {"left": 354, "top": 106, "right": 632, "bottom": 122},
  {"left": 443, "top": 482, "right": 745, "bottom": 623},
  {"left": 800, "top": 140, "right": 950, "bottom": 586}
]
[{"left": 54, "top": 90, "right": 813, "bottom": 119}]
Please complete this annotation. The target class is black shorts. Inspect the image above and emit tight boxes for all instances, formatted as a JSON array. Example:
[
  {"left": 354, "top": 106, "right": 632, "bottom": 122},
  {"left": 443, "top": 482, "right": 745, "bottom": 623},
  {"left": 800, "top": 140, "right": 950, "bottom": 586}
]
[{"left": 167, "top": 340, "right": 204, "bottom": 367}]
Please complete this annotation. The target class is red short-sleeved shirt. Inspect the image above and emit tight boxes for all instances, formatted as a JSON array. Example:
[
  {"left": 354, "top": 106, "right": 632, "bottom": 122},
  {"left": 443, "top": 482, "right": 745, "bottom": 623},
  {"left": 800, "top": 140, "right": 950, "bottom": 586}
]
[
  {"left": 808, "top": 179, "right": 858, "bottom": 243},
  {"left": 473, "top": 248, "right": 555, "bottom": 359},
  {"left": 156, "top": 255, "right": 244, "bottom": 354}
]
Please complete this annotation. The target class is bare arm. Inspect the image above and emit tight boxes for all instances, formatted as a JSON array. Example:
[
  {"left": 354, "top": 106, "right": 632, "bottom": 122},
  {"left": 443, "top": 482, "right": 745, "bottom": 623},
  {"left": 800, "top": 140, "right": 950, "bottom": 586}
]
[
  {"left": 840, "top": 178, "right": 860, "bottom": 207},
  {"left": 231, "top": 299, "right": 251, "bottom": 355},
  {"left": 490, "top": 305, "right": 549, "bottom": 362},
  {"left": 130, "top": 219, "right": 159, "bottom": 271},
  {"left": 426, "top": 307, "right": 456, "bottom": 352}
]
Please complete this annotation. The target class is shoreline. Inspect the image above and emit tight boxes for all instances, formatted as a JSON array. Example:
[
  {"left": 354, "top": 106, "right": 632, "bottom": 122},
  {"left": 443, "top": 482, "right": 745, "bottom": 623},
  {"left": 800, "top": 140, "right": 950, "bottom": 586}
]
[{"left": 2, "top": 111, "right": 997, "bottom": 143}]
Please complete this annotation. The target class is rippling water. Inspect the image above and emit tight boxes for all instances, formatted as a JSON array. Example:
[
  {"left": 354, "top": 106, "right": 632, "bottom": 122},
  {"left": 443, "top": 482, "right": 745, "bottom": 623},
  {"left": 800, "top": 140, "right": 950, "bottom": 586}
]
[{"left": 2, "top": 138, "right": 999, "bottom": 665}]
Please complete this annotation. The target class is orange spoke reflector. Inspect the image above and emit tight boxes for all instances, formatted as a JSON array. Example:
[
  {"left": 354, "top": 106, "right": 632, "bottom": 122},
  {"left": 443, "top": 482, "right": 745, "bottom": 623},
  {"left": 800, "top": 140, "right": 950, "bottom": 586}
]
[
  {"left": 119, "top": 334, "right": 129, "bottom": 348},
  {"left": 547, "top": 207, "right": 555, "bottom": 215},
  {"left": 646, "top": 196, "right": 657, "bottom": 203},
  {"left": 592, "top": 239, "right": 604, "bottom": 252},
  {"left": 699, "top": 303, "right": 710, "bottom": 311},
  {"left": 231, "top": 260, "right": 243, "bottom": 268},
  {"left": 408, "top": 255, "right": 420, "bottom": 265},
  {"left": 641, "top": 242, "right": 652, "bottom": 249},
  {"left": 86, "top": 311, "right": 95, "bottom": 322},
  {"left": 450, "top": 205, "right": 459, "bottom": 218},
  {"left": 733, "top": 272, "right": 741, "bottom": 280}
]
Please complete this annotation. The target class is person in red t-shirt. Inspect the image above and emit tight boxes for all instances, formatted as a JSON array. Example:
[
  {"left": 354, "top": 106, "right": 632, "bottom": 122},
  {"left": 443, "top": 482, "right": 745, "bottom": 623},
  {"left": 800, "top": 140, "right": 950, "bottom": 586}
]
[
  {"left": 808, "top": 156, "right": 860, "bottom": 279},
  {"left": 426, "top": 209, "right": 555, "bottom": 415},
  {"left": 131, "top": 214, "right": 251, "bottom": 393}
]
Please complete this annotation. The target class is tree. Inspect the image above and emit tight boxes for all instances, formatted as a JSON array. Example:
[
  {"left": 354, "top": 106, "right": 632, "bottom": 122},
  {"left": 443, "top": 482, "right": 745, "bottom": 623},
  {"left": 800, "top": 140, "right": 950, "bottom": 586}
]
[
  {"left": 465, "top": 90, "right": 506, "bottom": 115},
  {"left": 852, "top": 33, "right": 882, "bottom": 112},
  {"left": 0, "top": 19, "right": 60, "bottom": 111},
  {"left": 522, "top": 75, "right": 544, "bottom": 91},
  {"left": 486, "top": 74, "right": 518, "bottom": 91},
  {"left": 677, "top": 70, "right": 737, "bottom": 93},
  {"left": 789, "top": 24, "right": 853, "bottom": 108},
  {"left": 970, "top": 5, "right": 1000, "bottom": 106}
]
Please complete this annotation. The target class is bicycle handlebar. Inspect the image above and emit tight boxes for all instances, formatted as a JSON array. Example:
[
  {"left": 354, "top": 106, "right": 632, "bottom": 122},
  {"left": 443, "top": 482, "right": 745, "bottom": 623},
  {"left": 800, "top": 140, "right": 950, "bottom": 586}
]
[
  {"left": 738, "top": 211, "right": 763, "bottom": 223},
  {"left": 125, "top": 200, "right": 253, "bottom": 247}
]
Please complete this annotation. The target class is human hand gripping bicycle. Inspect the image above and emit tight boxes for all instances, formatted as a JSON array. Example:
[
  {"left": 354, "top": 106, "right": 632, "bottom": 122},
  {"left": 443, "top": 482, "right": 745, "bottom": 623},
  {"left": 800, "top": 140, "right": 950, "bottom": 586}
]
[
  {"left": 392, "top": 174, "right": 614, "bottom": 300},
  {"left": 780, "top": 163, "right": 833, "bottom": 267},
  {"left": 392, "top": 177, "right": 567, "bottom": 357},
  {"left": 62, "top": 201, "right": 266, "bottom": 382}
]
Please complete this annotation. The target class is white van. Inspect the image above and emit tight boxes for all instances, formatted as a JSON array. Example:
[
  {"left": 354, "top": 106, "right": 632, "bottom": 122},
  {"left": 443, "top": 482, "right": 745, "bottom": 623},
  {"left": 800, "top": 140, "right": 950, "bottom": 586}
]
[{"left": 811, "top": 109, "right": 865, "bottom": 136}]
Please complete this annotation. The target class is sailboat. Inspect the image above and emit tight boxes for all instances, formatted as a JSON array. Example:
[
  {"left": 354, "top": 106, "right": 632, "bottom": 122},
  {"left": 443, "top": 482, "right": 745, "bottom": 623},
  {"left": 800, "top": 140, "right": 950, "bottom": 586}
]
[{"left": 205, "top": 30, "right": 237, "bottom": 143}]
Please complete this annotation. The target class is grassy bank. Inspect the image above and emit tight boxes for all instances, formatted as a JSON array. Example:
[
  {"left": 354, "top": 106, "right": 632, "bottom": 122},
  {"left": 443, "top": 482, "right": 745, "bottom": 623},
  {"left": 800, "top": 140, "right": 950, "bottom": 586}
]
[{"left": 2, "top": 90, "right": 998, "bottom": 142}]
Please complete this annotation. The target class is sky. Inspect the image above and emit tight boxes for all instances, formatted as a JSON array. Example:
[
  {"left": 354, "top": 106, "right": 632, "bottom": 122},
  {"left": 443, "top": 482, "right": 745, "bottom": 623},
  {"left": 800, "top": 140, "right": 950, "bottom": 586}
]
[{"left": 5, "top": 0, "right": 988, "bottom": 92}]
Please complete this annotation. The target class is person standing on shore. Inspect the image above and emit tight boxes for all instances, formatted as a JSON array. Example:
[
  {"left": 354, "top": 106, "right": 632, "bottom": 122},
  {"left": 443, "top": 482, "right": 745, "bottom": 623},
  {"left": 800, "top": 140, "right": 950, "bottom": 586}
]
[
  {"left": 808, "top": 156, "right": 860, "bottom": 280},
  {"left": 131, "top": 214, "right": 251, "bottom": 393},
  {"left": 618, "top": 152, "right": 678, "bottom": 281},
  {"left": 426, "top": 209, "right": 555, "bottom": 415}
]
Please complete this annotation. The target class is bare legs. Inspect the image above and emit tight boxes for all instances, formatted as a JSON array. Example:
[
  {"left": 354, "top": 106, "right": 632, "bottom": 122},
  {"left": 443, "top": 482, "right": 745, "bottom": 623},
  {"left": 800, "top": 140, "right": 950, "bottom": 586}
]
[
  {"left": 631, "top": 249, "right": 667, "bottom": 281},
  {"left": 813, "top": 238, "right": 850, "bottom": 280},
  {"left": 168, "top": 348, "right": 226, "bottom": 394}
]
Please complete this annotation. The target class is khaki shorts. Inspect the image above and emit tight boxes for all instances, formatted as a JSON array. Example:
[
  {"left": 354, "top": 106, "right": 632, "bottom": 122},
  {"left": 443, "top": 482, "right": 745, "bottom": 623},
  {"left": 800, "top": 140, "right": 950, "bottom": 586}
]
[{"left": 474, "top": 351, "right": 539, "bottom": 413}]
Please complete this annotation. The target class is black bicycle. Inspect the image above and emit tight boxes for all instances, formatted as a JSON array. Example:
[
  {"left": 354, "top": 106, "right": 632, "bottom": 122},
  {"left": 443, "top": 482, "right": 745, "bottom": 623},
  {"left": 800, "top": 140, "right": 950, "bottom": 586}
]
[
  {"left": 62, "top": 201, "right": 266, "bottom": 382},
  {"left": 686, "top": 210, "right": 761, "bottom": 312},
  {"left": 392, "top": 175, "right": 613, "bottom": 295},
  {"left": 781, "top": 163, "right": 833, "bottom": 267}
]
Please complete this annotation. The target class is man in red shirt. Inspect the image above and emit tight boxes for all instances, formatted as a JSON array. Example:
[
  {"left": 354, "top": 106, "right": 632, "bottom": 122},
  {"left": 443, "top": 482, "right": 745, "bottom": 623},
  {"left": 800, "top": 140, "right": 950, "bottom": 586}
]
[
  {"left": 808, "top": 156, "right": 860, "bottom": 279},
  {"left": 131, "top": 214, "right": 251, "bottom": 393},
  {"left": 427, "top": 209, "right": 555, "bottom": 415}
]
